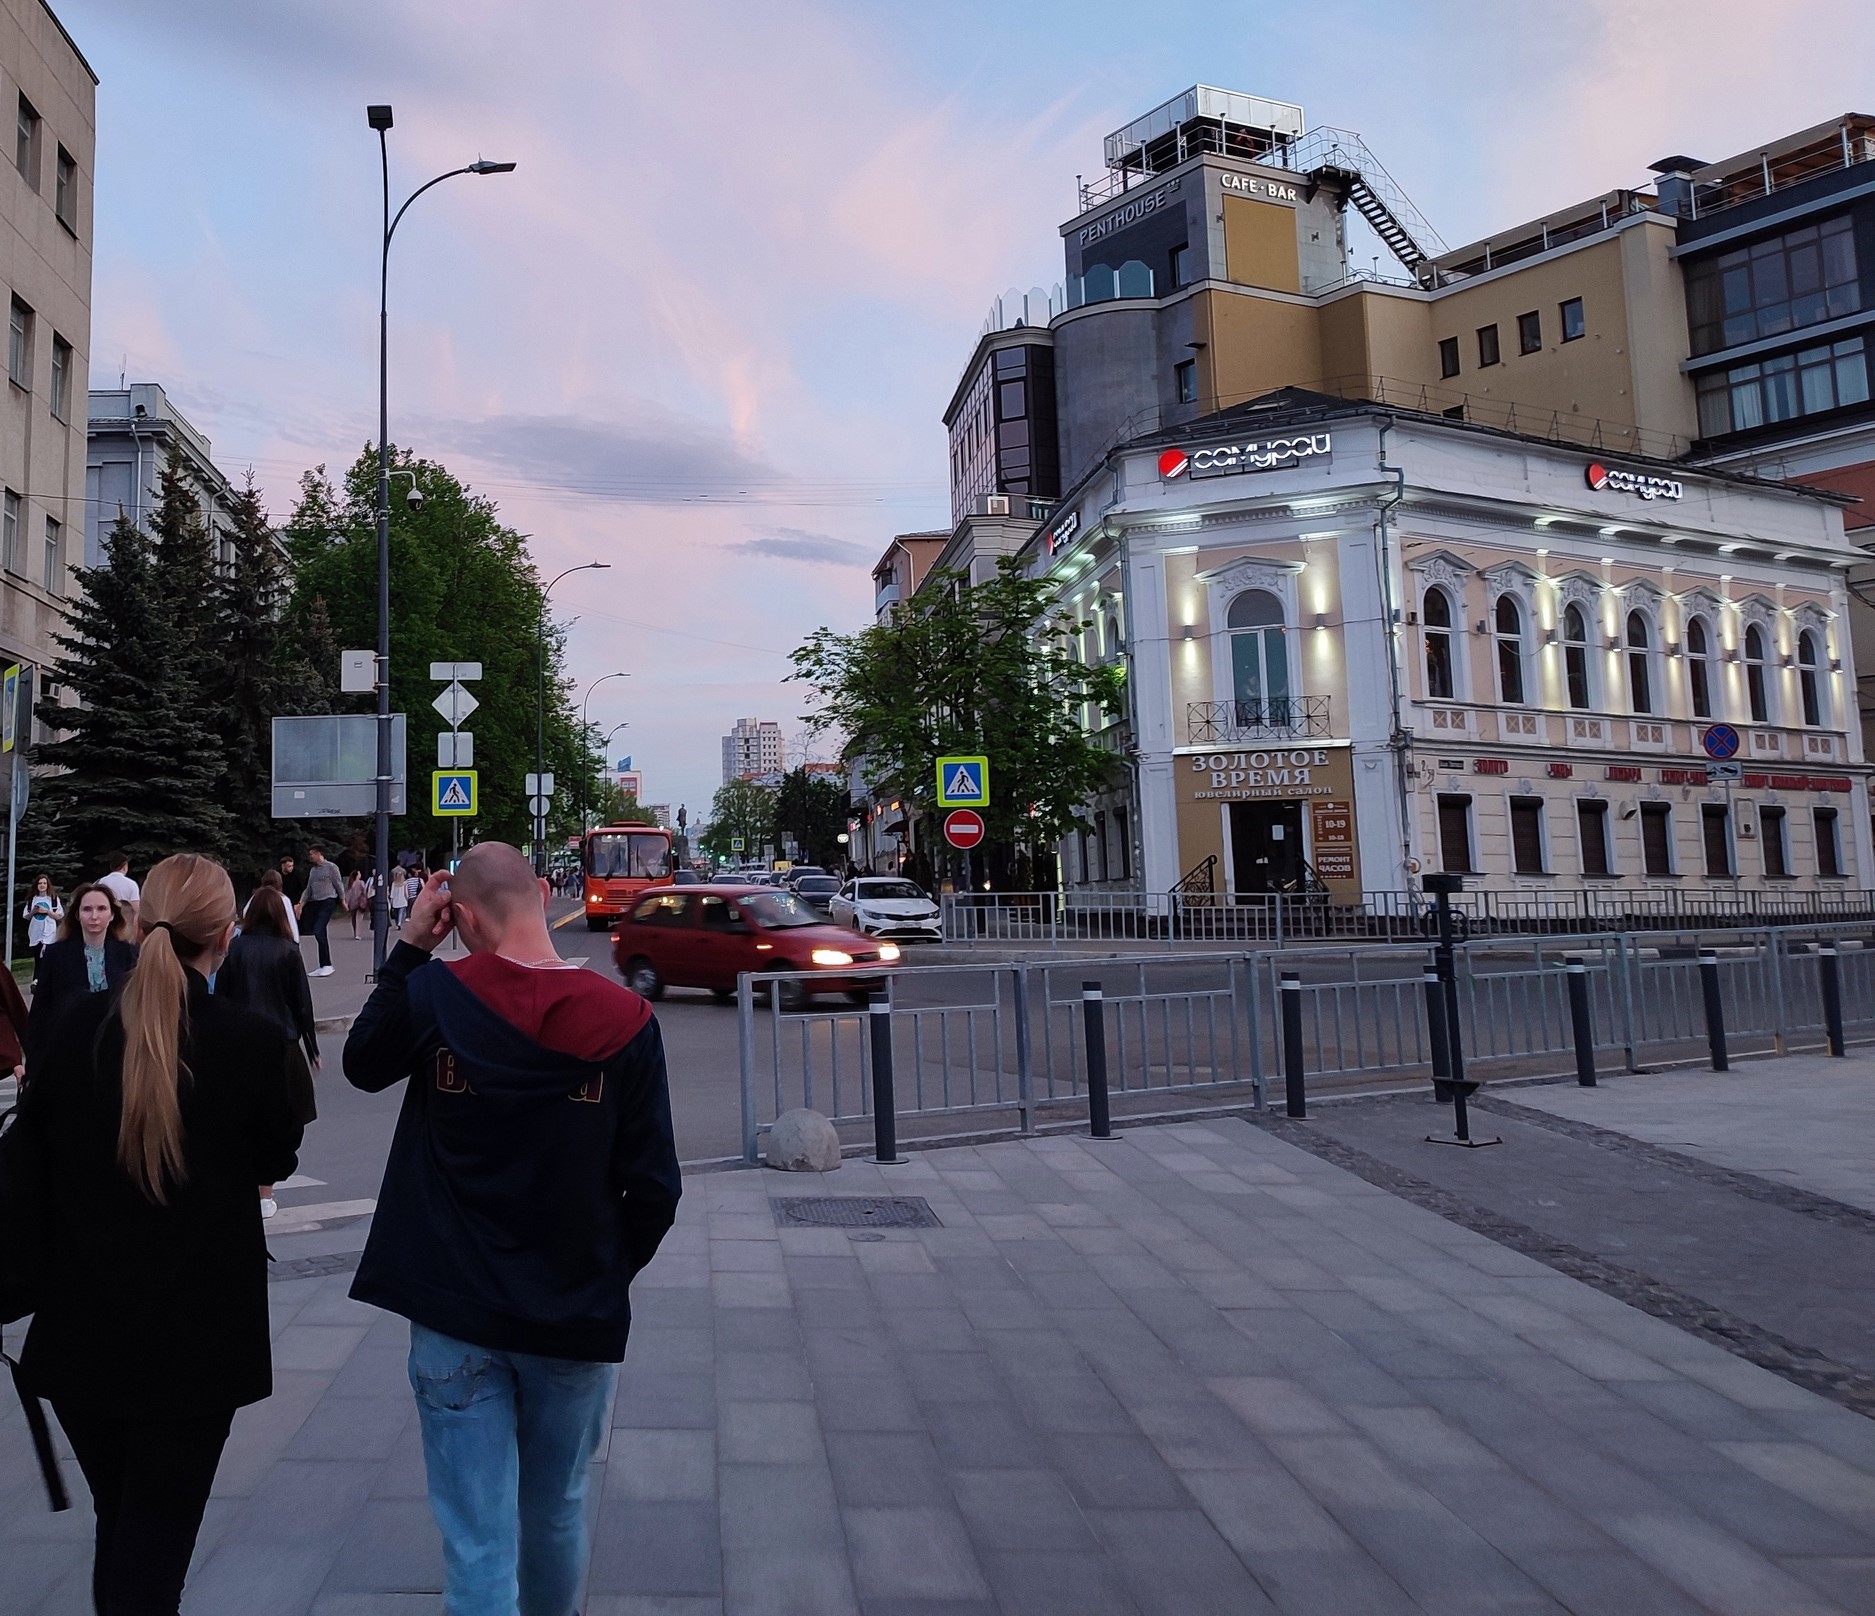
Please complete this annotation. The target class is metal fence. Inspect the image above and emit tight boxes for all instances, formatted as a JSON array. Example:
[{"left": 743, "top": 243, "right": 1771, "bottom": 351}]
[
  {"left": 940, "top": 888, "right": 1875, "bottom": 947},
  {"left": 737, "top": 927, "right": 1875, "bottom": 1161}
]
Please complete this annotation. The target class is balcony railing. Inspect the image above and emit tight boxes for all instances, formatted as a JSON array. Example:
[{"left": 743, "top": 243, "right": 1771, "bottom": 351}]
[{"left": 1187, "top": 696, "right": 1332, "bottom": 745}]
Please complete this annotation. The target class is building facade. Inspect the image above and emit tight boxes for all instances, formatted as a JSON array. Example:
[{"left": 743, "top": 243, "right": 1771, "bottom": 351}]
[
  {"left": 721, "top": 717, "right": 784, "bottom": 784},
  {"left": 0, "top": 0, "right": 91, "bottom": 699},
  {"left": 86, "top": 382, "right": 249, "bottom": 569},
  {"left": 1031, "top": 393, "right": 1869, "bottom": 908}
]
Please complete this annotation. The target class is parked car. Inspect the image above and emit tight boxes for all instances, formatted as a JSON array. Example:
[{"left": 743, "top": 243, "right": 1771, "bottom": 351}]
[
  {"left": 611, "top": 884, "right": 901, "bottom": 1009},
  {"left": 792, "top": 874, "right": 841, "bottom": 914},
  {"left": 711, "top": 872, "right": 747, "bottom": 885},
  {"left": 783, "top": 865, "right": 829, "bottom": 887},
  {"left": 830, "top": 877, "right": 943, "bottom": 942},
  {"left": 670, "top": 868, "right": 705, "bottom": 886}
]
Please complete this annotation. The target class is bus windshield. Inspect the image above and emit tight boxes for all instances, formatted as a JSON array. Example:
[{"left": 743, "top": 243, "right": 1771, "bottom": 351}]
[{"left": 586, "top": 831, "right": 670, "bottom": 880}]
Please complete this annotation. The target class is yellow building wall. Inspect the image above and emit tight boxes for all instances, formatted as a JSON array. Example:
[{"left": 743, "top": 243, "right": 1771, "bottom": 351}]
[
  {"left": 1199, "top": 291, "right": 1324, "bottom": 416},
  {"left": 1222, "top": 195, "right": 1301, "bottom": 293}
]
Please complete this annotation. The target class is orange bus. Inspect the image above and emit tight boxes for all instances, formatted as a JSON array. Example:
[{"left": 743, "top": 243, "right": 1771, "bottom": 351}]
[{"left": 581, "top": 823, "right": 675, "bottom": 930}]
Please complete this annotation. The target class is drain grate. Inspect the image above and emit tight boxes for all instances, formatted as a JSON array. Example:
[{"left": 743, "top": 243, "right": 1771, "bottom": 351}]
[{"left": 772, "top": 1196, "right": 942, "bottom": 1230}]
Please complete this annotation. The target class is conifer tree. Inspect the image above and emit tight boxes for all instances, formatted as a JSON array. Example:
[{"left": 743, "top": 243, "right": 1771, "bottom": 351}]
[{"left": 211, "top": 475, "right": 289, "bottom": 882}]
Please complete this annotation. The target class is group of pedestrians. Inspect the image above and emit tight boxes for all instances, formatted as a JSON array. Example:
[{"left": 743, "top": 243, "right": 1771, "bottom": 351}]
[{"left": 1, "top": 840, "right": 680, "bottom": 1616}]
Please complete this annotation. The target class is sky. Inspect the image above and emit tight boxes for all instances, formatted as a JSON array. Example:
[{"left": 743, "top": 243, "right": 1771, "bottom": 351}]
[{"left": 53, "top": 0, "right": 1875, "bottom": 819}]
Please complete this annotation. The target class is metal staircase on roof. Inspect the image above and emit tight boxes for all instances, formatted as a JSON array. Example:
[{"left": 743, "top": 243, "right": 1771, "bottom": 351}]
[{"left": 1269, "top": 126, "right": 1446, "bottom": 273}]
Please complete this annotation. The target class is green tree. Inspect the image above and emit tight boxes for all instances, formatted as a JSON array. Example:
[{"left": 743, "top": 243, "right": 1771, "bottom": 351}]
[
  {"left": 282, "top": 448, "right": 587, "bottom": 855},
  {"left": 589, "top": 783, "right": 658, "bottom": 827},
  {"left": 774, "top": 766, "right": 851, "bottom": 866},
  {"left": 790, "top": 558, "right": 1122, "bottom": 888},
  {"left": 699, "top": 777, "right": 774, "bottom": 862}
]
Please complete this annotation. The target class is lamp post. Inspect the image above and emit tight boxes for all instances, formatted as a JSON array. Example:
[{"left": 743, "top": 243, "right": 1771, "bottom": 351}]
[
  {"left": 368, "top": 103, "right": 513, "bottom": 974},
  {"left": 536, "top": 562, "right": 610, "bottom": 873},
  {"left": 579, "top": 670, "right": 631, "bottom": 833},
  {"left": 590, "top": 721, "right": 631, "bottom": 832}
]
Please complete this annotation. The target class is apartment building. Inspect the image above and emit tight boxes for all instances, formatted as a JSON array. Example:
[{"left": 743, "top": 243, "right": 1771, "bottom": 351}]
[
  {"left": 721, "top": 717, "right": 784, "bottom": 784},
  {"left": 1031, "top": 390, "right": 1867, "bottom": 904},
  {"left": 86, "top": 382, "right": 252, "bottom": 569},
  {"left": 0, "top": 0, "right": 91, "bottom": 693}
]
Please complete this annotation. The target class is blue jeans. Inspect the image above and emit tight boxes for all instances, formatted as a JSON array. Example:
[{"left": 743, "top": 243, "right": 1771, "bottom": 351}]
[{"left": 407, "top": 1322, "right": 618, "bottom": 1616}]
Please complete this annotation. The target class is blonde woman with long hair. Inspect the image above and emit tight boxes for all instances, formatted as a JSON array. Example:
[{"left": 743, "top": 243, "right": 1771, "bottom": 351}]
[{"left": 15, "top": 853, "right": 304, "bottom": 1614}]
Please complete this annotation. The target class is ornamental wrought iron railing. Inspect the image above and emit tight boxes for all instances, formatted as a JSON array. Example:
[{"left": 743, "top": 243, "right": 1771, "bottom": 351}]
[{"left": 1186, "top": 696, "right": 1332, "bottom": 744}]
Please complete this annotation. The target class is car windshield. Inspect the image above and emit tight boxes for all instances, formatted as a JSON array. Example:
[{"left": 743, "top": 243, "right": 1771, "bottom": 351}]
[
  {"left": 796, "top": 877, "right": 839, "bottom": 894},
  {"left": 587, "top": 831, "right": 670, "bottom": 880},
  {"left": 858, "top": 881, "right": 927, "bottom": 901},
  {"left": 739, "top": 891, "right": 822, "bottom": 929}
]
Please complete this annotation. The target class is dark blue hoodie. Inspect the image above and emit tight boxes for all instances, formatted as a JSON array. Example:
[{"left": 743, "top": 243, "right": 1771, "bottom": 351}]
[{"left": 344, "top": 942, "right": 681, "bottom": 1362}]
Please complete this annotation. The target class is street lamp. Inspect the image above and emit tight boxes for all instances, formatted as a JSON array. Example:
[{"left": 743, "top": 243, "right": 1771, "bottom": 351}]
[
  {"left": 536, "top": 561, "right": 611, "bottom": 872},
  {"left": 368, "top": 103, "right": 514, "bottom": 974},
  {"left": 579, "top": 670, "right": 631, "bottom": 832},
  {"left": 587, "top": 719, "right": 632, "bottom": 834}
]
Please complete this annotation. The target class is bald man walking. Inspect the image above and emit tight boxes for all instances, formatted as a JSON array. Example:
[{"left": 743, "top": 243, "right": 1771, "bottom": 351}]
[{"left": 345, "top": 843, "right": 681, "bottom": 1616}]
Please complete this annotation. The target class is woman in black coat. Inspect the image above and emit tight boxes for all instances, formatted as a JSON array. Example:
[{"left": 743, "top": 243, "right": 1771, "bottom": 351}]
[
  {"left": 27, "top": 881, "right": 137, "bottom": 1070},
  {"left": 18, "top": 853, "right": 303, "bottom": 1614}
]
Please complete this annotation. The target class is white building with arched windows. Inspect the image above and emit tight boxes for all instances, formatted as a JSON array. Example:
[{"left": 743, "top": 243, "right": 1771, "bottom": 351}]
[{"left": 1026, "top": 389, "right": 1872, "bottom": 912}]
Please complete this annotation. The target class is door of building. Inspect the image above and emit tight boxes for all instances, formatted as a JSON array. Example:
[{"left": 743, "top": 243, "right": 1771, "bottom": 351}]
[{"left": 1229, "top": 801, "right": 1306, "bottom": 894}]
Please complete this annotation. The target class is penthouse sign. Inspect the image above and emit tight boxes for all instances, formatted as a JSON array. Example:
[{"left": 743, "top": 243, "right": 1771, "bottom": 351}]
[{"left": 1078, "top": 186, "right": 1169, "bottom": 246}]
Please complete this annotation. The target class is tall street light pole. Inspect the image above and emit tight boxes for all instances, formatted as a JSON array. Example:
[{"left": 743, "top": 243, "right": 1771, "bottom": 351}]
[
  {"left": 537, "top": 561, "right": 610, "bottom": 874},
  {"left": 369, "top": 103, "right": 513, "bottom": 974},
  {"left": 579, "top": 670, "right": 631, "bottom": 833}
]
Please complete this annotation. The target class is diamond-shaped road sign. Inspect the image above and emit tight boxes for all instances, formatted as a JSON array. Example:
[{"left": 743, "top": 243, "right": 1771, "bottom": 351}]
[{"left": 432, "top": 681, "right": 479, "bottom": 726}]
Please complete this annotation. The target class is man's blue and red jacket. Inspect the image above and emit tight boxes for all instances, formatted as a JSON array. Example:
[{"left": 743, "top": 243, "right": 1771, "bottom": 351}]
[{"left": 343, "top": 941, "right": 681, "bottom": 1362}]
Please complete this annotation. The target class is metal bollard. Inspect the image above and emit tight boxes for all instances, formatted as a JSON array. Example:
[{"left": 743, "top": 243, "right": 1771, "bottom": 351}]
[
  {"left": 1280, "top": 971, "right": 1307, "bottom": 1119},
  {"left": 1082, "top": 982, "right": 1113, "bottom": 1139},
  {"left": 1697, "top": 950, "right": 1729, "bottom": 1072},
  {"left": 1423, "top": 957, "right": 1451, "bottom": 1100},
  {"left": 867, "top": 993, "right": 906, "bottom": 1163},
  {"left": 1565, "top": 956, "right": 1597, "bottom": 1088},
  {"left": 1819, "top": 945, "right": 1845, "bottom": 1058}
]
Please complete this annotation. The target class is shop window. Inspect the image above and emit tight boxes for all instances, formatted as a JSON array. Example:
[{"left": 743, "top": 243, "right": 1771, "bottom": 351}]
[
  {"left": 1743, "top": 623, "right": 1771, "bottom": 723},
  {"left": 1510, "top": 797, "right": 1546, "bottom": 875},
  {"left": 1702, "top": 804, "right": 1732, "bottom": 877},
  {"left": 1493, "top": 594, "right": 1525, "bottom": 704},
  {"left": 1577, "top": 800, "right": 1612, "bottom": 876},
  {"left": 1625, "top": 610, "right": 1653, "bottom": 714},
  {"left": 1640, "top": 802, "right": 1674, "bottom": 875},
  {"left": 1685, "top": 614, "right": 1713, "bottom": 719},
  {"left": 1760, "top": 806, "right": 1789, "bottom": 877},
  {"left": 1517, "top": 310, "right": 1541, "bottom": 354},
  {"left": 1798, "top": 629, "right": 1824, "bottom": 726},
  {"left": 1815, "top": 807, "right": 1843, "bottom": 877},
  {"left": 1477, "top": 324, "right": 1500, "bottom": 367},
  {"left": 1175, "top": 359, "right": 1197, "bottom": 405},
  {"left": 1438, "top": 336, "right": 1460, "bottom": 378},
  {"left": 1227, "top": 588, "right": 1291, "bottom": 727},
  {"left": 1560, "top": 297, "right": 1585, "bottom": 342},
  {"left": 1563, "top": 602, "right": 1592, "bottom": 710},
  {"left": 1686, "top": 215, "right": 1859, "bottom": 356},
  {"left": 1437, "top": 794, "right": 1473, "bottom": 874},
  {"left": 1423, "top": 586, "right": 1455, "bottom": 699}
]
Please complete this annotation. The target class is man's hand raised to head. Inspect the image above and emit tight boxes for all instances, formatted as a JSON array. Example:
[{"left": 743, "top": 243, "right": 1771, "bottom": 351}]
[{"left": 402, "top": 869, "right": 455, "bottom": 953}]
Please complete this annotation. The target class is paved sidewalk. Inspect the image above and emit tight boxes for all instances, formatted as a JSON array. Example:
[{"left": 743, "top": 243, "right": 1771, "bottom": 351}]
[{"left": 10, "top": 1117, "right": 1875, "bottom": 1613}]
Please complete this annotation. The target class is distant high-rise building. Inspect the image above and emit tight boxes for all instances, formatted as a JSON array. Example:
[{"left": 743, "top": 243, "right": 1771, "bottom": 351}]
[{"left": 721, "top": 717, "right": 784, "bottom": 783}]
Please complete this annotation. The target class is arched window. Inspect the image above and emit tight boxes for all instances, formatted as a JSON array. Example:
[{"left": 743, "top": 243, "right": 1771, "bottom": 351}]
[
  {"left": 1685, "top": 615, "right": 1713, "bottom": 719},
  {"left": 1798, "top": 628, "right": 1824, "bottom": 726},
  {"left": 1626, "top": 610, "right": 1653, "bottom": 714},
  {"left": 1744, "top": 623, "right": 1770, "bottom": 723},
  {"left": 1424, "top": 586, "right": 1455, "bottom": 699},
  {"left": 1494, "top": 595, "right": 1525, "bottom": 704},
  {"left": 1563, "top": 602, "right": 1591, "bottom": 710},
  {"left": 1227, "top": 589, "right": 1291, "bottom": 726}
]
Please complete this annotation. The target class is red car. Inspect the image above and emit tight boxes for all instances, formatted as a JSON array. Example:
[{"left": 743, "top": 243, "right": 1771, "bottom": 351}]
[{"left": 610, "top": 884, "right": 901, "bottom": 1008}]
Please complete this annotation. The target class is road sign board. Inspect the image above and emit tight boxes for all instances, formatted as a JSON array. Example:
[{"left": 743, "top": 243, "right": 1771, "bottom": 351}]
[
  {"left": 433, "top": 770, "right": 477, "bottom": 816},
  {"left": 528, "top": 794, "right": 551, "bottom": 818},
  {"left": 525, "top": 772, "right": 555, "bottom": 797},
  {"left": 730, "top": 837, "right": 745, "bottom": 853},
  {"left": 437, "top": 730, "right": 474, "bottom": 768},
  {"left": 936, "top": 755, "right": 990, "bottom": 807},
  {"left": 943, "top": 808, "right": 986, "bottom": 850},
  {"left": 1702, "top": 723, "right": 1741, "bottom": 760},
  {"left": 432, "top": 681, "right": 479, "bottom": 726},
  {"left": 428, "top": 661, "right": 483, "bottom": 682},
  {"left": 272, "top": 714, "right": 407, "bottom": 818},
  {"left": 1706, "top": 762, "right": 1743, "bottom": 782}
]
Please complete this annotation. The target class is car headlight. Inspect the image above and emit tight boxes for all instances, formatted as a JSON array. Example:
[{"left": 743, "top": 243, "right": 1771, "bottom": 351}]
[
  {"left": 810, "top": 948, "right": 854, "bottom": 968},
  {"left": 878, "top": 942, "right": 901, "bottom": 962}
]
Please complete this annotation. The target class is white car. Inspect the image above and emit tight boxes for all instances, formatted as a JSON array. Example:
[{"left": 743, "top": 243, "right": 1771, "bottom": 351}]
[{"left": 831, "top": 877, "right": 943, "bottom": 942}]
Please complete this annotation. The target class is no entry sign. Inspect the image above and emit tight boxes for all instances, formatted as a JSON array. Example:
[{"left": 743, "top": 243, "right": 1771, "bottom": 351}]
[{"left": 943, "top": 809, "right": 986, "bottom": 850}]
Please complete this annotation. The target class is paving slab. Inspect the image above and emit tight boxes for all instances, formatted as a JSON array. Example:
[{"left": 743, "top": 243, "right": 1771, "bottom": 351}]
[{"left": 8, "top": 1074, "right": 1875, "bottom": 1612}]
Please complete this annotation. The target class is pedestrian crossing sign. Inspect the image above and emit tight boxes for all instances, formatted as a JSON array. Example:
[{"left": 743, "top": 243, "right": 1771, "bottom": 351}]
[
  {"left": 432, "top": 769, "right": 478, "bottom": 816},
  {"left": 935, "top": 755, "right": 990, "bottom": 808}
]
